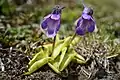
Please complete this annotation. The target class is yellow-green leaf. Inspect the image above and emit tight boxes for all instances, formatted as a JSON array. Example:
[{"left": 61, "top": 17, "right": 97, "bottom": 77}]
[
  {"left": 25, "top": 57, "right": 51, "bottom": 75},
  {"left": 74, "top": 52, "right": 85, "bottom": 61},
  {"left": 52, "top": 37, "right": 71, "bottom": 59},
  {"left": 48, "top": 63, "right": 61, "bottom": 74},
  {"left": 73, "top": 57, "right": 86, "bottom": 64},
  {"left": 28, "top": 49, "right": 45, "bottom": 66},
  {"left": 58, "top": 47, "right": 67, "bottom": 67},
  {"left": 59, "top": 49, "right": 75, "bottom": 71}
]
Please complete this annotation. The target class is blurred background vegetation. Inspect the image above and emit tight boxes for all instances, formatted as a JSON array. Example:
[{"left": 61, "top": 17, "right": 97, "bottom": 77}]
[{"left": 0, "top": 0, "right": 120, "bottom": 53}]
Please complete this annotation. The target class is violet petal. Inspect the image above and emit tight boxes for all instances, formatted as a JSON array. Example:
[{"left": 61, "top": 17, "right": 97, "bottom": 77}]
[
  {"left": 76, "top": 27, "right": 85, "bottom": 35},
  {"left": 87, "top": 19, "right": 95, "bottom": 32},
  {"left": 82, "top": 14, "right": 91, "bottom": 20},
  {"left": 46, "top": 19, "right": 59, "bottom": 38},
  {"left": 41, "top": 19, "right": 48, "bottom": 29},
  {"left": 51, "top": 14, "right": 60, "bottom": 20},
  {"left": 56, "top": 20, "right": 60, "bottom": 32}
]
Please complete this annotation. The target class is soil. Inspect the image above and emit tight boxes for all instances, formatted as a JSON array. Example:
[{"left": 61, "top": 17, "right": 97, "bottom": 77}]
[{"left": 0, "top": 46, "right": 120, "bottom": 80}]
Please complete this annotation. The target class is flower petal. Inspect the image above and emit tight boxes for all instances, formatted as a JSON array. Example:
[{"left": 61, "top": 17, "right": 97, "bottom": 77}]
[
  {"left": 56, "top": 20, "right": 60, "bottom": 32},
  {"left": 41, "top": 19, "right": 47, "bottom": 29},
  {"left": 83, "top": 7, "right": 93, "bottom": 16},
  {"left": 83, "top": 7, "right": 89, "bottom": 14},
  {"left": 47, "top": 28, "right": 56, "bottom": 38},
  {"left": 82, "top": 14, "right": 91, "bottom": 20},
  {"left": 75, "top": 18, "right": 88, "bottom": 35},
  {"left": 87, "top": 24, "right": 95, "bottom": 32},
  {"left": 75, "top": 17, "right": 82, "bottom": 27},
  {"left": 41, "top": 14, "right": 51, "bottom": 29},
  {"left": 87, "top": 19, "right": 95, "bottom": 32},
  {"left": 51, "top": 14, "right": 60, "bottom": 20},
  {"left": 76, "top": 27, "right": 85, "bottom": 35},
  {"left": 46, "top": 19, "right": 59, "bottom": 38}
]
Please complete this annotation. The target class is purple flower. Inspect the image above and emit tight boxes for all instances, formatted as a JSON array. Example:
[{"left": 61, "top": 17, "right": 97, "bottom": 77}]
[
  {"left": 41, "top": 5, "right": 64, "bottom": 38},
  {"left": 75, "top": 7, "right": 96, "bottom": 35}
]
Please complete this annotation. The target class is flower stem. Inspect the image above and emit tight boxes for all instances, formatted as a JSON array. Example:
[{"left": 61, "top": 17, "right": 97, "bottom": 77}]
[
  {"left": 52, "top": 35, "right": 56, "bottom": 53},
  {"left": 70, "top": 33, "right": 77, "bottom": 43},
  {"left": 67, "top": 33, "right": 77, "bottom": 50}
]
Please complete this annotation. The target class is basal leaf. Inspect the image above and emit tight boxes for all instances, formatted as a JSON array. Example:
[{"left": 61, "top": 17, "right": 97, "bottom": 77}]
[
  {"left": 28, "top": 49, "right": 48, "bottom": 66},
  {"left": 59, "top": 49, "right": 75, "bottom": 71},
  {"left": 48, "top": 56, "right": 61, "bottom": 74},
  {"left": 25, "top": 57, "right": 52, "bottom": 75},
  {"left": 48, "top": 63, "right": 61, "bottom": 74},
  {"left": 73, "top": 57, "right": 86, "bottom": 64},
  {"left": 74, "top": 51, "right": 85, "bottom": 61},
  {"left": 58, "top": 47, "right": 67, "bottom": 67},
  {"left": 51, "top": 37, "right": 71, "bottom": 59}
]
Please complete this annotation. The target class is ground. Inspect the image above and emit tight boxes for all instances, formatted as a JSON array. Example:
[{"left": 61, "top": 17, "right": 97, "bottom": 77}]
[{"left": 0, "top": 41, "right": 120, "bottom": 80}]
